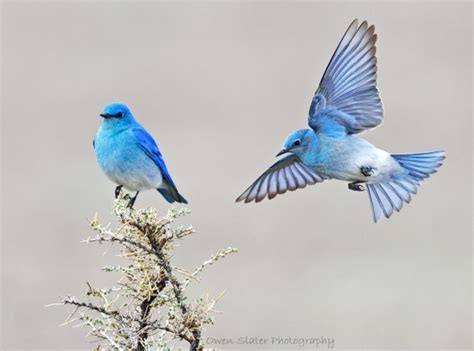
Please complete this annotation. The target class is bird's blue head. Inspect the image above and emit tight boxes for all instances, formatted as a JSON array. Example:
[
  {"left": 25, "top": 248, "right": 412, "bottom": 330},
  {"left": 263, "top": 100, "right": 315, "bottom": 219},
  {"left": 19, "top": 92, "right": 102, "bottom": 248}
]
[
  {"left": 99, "top": 102, "right": 136, "bottom": 128},
  {"left": 277, "top": 128, "right": 318, "bottom": 161}
]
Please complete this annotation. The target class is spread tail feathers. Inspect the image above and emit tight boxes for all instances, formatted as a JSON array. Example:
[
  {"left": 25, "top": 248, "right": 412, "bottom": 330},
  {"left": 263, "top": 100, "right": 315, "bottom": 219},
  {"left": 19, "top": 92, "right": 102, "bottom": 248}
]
[{"left": 367, "top": 150, "right": 445, "bottom": 222}]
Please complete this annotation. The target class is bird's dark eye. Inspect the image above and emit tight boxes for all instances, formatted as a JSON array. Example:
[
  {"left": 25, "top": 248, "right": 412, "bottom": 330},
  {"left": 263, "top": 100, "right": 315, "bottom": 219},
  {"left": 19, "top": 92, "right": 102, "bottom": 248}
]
[
  {"left": 117, "top": 112, "right": 123, "bottom": 118},
  {"left": 294, "top": 140, "right": 301, "bottom": 146}
]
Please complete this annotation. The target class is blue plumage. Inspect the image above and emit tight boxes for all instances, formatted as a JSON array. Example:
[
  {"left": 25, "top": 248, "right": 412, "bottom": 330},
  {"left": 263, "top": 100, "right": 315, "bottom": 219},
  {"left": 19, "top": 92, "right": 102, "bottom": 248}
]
[
  {"left": 94, "top": 102, "right": 187, "bottom": 207},
  {"left": 236, "top": 19, "right": 445, "bottom": 222}
]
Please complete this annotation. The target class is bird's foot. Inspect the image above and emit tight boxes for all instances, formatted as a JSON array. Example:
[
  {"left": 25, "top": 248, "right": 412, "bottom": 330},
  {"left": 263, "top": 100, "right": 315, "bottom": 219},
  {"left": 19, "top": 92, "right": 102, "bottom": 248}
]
[
  {"left": 126, "top": 198, "right": 135, "bottom": 209},
  {"left": 348, "top": 182, "right": 365, "bottom": 192},
  {"left": 126, "top": 191, "right": 139, "bottom": 209},
  {"left": 115, "top": 185, "right": 123, "bottom": 199},
  {"left": 360, "top": 166, "right": 376, "bottom": 177}
]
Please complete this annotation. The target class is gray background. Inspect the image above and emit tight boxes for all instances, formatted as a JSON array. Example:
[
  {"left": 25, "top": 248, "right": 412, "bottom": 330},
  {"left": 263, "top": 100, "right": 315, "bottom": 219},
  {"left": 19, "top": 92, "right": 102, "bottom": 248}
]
[{"left": 1, "top": 1, "right": 472, "bottom": 350}]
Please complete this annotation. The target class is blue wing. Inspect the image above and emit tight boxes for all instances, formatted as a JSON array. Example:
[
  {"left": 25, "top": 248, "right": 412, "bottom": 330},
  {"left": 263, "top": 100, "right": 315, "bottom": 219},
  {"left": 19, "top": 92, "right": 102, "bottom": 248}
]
[
  {"left": 308, "top": 19, "right": 383, "bottom": 135},
  {"left": 236, "top": 154, "right": 326, "bottom": 203},
  {"left": 133, "top": 128, "right": 187, "bottom": 204}
]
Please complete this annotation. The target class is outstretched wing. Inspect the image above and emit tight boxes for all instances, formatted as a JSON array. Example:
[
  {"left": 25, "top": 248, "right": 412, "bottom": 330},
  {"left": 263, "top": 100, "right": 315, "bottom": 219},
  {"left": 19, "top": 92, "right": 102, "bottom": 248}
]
[
  {"left": 236, "top": 154, "right": 325, "bottom": 203},
  {"left": 308, "top": 19, "right": 383, "bottom": 135},
  {"left": 133, "top": 128, "right": 187, "bottom": 203}
]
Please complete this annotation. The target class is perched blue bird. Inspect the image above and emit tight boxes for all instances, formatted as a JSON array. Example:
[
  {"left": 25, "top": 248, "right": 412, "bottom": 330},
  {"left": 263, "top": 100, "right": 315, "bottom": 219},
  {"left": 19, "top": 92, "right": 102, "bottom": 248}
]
[
  {"left": 236, "top": 19, "right": 445, "bottom": 222},
  {"left": 93, "top": 102, "right": 187, "bottom": 207}
]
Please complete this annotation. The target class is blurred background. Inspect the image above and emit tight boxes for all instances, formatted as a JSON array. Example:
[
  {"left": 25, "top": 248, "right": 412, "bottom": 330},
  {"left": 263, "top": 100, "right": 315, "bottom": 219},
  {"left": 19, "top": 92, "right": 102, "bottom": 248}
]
[{"left": 1, "top": 1, "right": 472, "bottom": 350}]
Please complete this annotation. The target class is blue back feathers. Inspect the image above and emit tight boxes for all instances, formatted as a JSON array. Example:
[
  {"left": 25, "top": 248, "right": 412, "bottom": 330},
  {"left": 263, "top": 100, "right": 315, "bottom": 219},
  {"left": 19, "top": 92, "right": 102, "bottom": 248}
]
[{"left": 132, "top": 128, "right": 188, "bottom": 204}]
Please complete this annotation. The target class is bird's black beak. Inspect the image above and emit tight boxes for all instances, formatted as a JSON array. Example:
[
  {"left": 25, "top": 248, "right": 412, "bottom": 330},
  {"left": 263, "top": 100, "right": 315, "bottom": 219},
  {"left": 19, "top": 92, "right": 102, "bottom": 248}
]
[
  {"left": 276, "top": 149, "right": 289, "bottom": 157},
  {"left": 100, "top": 113, "right": 109, "bottom": 118}
]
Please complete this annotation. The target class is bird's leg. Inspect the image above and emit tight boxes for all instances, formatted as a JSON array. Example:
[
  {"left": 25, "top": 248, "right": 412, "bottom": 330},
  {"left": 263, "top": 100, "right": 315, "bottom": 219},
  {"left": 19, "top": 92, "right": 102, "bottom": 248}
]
[
  {"left": 360, "top": 166, "right": 376, "bottom": 177},
  {"left": 115, "top": 185, "right": 123, "bottom": 199},
  {"left": 348, "top": 181, "right": 366, "bottom": 192},
  {"left": 127, "top": 191, "right": 140, "bottom": 209}
]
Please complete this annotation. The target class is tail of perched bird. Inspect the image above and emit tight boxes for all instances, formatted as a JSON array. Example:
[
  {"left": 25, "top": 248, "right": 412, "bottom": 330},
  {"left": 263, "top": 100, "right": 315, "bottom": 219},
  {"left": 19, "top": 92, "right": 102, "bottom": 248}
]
[
  {"left": 367, "top": 150, "right": 445, "bottom": 222},
  {"left": 157, "top": 176, "right": 188, "bottom": 204},
  {"left": 158, "top": 187, "right": 187, "bottom": 204},
  {"left": 156, "top": 168, "right": 188, "bottom": 204}
]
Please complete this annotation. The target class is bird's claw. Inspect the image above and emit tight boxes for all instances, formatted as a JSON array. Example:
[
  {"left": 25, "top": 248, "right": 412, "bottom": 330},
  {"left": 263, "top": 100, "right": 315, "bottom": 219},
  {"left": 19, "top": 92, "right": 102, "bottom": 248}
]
[
  {"left": 115, "top": 185, "right": 123, "bottom": 199},
  {"left": 360, "top": 166, "right": 376, "bottom": 177},
  {"left": 348, "top": 182, "right": 365, "bottom": 191},
  {"left": 126, "top": 191, "right": 139, "bottom": 209}
]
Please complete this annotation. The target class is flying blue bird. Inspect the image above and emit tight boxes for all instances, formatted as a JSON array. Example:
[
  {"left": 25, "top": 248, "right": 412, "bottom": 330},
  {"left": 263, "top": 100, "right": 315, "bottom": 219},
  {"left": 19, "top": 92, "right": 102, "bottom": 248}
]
[
  {"left": 93, "top": 102, "right": 187, "bottom": 208},
  {"left": 236, "top": 19, "right": 445, "bottom": 222}
]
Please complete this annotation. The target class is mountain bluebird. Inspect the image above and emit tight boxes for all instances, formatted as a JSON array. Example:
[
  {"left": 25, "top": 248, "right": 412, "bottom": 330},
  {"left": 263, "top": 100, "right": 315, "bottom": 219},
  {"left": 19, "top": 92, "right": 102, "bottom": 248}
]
[
  {"left": 94, "top": 102, "right": 187, "bottom": 207},
  {"left": 236, "top": 19, "right": 445, "bottom": 222}
]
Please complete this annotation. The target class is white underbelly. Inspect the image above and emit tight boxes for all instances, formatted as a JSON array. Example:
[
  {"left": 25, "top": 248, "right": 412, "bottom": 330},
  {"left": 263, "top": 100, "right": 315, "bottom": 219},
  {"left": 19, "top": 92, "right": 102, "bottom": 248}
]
[
  {"left": 106, "top": 170, "right": 163, "bottom": 191},
  {"left": 350, "top": 148, "right": 399, "bottom": 182},
  {"left": 322, "top": 147, "right": 400, "bottom": 182}
]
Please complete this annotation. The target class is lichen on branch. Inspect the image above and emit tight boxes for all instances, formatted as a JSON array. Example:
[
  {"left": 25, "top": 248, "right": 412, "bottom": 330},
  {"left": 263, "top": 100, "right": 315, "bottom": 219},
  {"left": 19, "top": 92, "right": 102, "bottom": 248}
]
[{"left": 56, "top": 194, "right": 237, "bottom": 351}]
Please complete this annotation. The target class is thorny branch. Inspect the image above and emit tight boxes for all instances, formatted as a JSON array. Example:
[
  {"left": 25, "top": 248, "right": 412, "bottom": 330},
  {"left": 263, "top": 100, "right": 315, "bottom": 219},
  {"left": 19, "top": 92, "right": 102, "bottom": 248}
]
[{"left": 54, "top": 194, "right": 237, "bottom": 350}]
